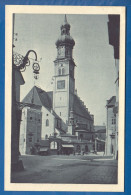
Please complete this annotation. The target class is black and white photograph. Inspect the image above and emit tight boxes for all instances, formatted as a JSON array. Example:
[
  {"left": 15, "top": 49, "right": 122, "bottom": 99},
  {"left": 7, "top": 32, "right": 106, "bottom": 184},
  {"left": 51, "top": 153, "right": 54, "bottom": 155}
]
[{"left": 5, "top": 6, "right": 125, "bottom": 192}]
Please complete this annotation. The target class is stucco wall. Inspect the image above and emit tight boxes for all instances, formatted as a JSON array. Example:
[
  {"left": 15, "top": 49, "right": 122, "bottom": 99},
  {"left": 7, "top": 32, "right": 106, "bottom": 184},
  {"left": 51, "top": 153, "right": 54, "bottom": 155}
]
[
  {"left": 41, "top": 107, "right": 55, "bottom": 139},
  {"left": 106, "top": 106, "right": 116, "bottom": 155}
]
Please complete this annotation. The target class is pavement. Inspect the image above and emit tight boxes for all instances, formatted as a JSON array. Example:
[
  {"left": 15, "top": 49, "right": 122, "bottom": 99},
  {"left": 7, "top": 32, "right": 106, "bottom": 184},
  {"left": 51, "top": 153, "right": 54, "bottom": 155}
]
[{"left": 11, "top": 154, "right": 118, "bottom": 184}]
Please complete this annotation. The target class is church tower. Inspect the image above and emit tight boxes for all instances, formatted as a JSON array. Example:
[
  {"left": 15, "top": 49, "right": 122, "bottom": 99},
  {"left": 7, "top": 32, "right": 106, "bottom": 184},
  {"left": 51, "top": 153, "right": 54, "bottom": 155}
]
[{"left": 53, "top": 15, "right": 76, "bottom": 128}]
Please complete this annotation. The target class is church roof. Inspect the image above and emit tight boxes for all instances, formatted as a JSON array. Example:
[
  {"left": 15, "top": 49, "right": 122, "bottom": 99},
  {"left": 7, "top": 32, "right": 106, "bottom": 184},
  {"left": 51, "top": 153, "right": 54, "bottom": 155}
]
[
  {"left": 22, "top": 86, "right": 93, "bottom": 121},
  {"left": 35, "top": 87, "right": 52, "bottom": 110},
  {"left": 22, "top": 86, "right": 52, "bottom": 111},
  {"left": 73, "top": 94, "right": 93, "bottom": 121},
  {"left": 56, "top": 35, "right": 75, "bottom": 47}
]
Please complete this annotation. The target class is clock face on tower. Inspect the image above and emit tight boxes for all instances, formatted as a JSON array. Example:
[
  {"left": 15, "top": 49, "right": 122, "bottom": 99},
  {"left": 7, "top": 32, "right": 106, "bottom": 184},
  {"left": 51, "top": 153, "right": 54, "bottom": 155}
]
[{"left": 57, "top": 80, "right": 65, "bottom": 89}]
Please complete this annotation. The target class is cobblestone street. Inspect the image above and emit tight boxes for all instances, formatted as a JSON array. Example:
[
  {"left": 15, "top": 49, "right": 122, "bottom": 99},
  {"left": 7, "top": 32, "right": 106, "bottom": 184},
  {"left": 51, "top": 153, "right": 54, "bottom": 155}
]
[{"left": 11, "top": 155, "right": 118, "bottom": 184}]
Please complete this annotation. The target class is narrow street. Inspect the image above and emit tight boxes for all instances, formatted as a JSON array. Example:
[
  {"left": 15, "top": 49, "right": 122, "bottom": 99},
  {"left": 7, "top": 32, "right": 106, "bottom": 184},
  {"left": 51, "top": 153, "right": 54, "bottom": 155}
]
[{"left": 11, "top": 155, "right": 118, "bottom": 184}]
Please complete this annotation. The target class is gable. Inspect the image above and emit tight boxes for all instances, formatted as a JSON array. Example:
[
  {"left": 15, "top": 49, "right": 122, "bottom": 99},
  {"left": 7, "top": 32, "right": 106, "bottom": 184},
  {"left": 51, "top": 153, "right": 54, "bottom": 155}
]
[{"left": 22, "top": 87, "right": 42, "bottom": 106}]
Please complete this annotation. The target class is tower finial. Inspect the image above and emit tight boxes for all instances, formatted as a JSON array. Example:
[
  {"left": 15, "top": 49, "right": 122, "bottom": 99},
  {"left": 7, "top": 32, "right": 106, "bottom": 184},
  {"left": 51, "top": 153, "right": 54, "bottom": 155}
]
[{"left": 64, "top": 14, "right": 67, "bottom": 23}]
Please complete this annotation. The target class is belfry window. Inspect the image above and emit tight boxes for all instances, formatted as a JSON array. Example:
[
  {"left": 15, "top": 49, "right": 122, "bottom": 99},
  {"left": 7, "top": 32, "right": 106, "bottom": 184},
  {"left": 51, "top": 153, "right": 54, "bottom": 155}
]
[
  {"left": 46, "top": 119, "right": 49, "bottom": 126},
  {"left": 58, "top": 69, "right": 61, "bottom": 75},
  {"left": 62, "top": 68, "right": 65, "bottom": 75}
]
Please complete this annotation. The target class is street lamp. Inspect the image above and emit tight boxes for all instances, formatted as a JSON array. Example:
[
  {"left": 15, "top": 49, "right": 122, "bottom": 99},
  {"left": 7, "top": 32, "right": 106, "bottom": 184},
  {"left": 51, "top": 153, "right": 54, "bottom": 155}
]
[{"left": 13, "top": 50, "right": 40, "bottom": 79}]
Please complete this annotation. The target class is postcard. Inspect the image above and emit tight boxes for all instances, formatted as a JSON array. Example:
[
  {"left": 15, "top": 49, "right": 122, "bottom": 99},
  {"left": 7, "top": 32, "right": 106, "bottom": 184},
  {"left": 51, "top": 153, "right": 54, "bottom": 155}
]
[{"left": 5, "top": 5, "right": 125, "bottom": 192}]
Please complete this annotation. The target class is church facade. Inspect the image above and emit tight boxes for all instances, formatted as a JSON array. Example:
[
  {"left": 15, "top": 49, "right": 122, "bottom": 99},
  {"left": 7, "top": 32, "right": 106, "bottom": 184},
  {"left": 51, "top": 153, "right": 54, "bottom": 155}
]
[{"left": 19, "top": 15, "right": 94, "bottom": 155}]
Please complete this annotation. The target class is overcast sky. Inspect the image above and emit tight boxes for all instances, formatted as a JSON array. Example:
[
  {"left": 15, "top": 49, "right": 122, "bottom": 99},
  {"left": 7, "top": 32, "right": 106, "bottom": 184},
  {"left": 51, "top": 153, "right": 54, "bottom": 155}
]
[{"left": 14, "top": 14, "right": 116, "bottom": 125}]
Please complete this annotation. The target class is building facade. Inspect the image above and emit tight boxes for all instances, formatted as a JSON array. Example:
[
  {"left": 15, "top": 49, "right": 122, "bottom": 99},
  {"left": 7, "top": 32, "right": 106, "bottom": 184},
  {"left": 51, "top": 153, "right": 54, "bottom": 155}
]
[
  {"left": 105, "top": 96, "right": 116, "bottom": 156},
  {"left": 107, "top": 15, "right": 120, "bottom": 159}
]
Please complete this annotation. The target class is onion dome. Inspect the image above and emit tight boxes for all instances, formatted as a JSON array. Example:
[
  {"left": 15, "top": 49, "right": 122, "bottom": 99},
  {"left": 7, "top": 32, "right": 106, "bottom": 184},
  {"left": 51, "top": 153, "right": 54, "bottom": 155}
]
[
  {"left": 55, "top": 15, "right": 75, "bottom": 47},
  {"left": 56, "top": 34, "right": 75, "bottom": 47}
]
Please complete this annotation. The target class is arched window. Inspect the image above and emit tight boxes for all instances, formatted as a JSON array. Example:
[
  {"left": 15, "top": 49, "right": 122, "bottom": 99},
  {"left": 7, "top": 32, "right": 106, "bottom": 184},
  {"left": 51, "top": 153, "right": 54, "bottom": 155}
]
[
  {"left": 62, "top": 68, "right": 65, "bottom": 75},
  {"left": 46, "top": 119, "right": 49, "bottom": 126},
  {"left": 58, "top": 69, "right": 61, "bottom": 75}
]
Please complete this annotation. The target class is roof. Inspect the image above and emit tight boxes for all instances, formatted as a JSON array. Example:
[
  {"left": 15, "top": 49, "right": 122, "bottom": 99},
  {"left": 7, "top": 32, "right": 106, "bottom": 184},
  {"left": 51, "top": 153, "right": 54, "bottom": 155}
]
[
  {"left": 106, "top": 96, "right": 116, "bottom": 107},
  {"left": 96, "top": 129, "right": 106, "bottom": 133},
  {"left": 73, "top": 94, "right": 93, "bottom": 120},
  {"left": 22, "top": 86, "right": 53, "bottom": 111},
  {"left": 94, "top": 126, "right": 106, "bottom": 131},
  {"left": 35, "top": 87, "right": 52, "bottom": 110},
  {"left": 75, "top": 129, "right": 90, "bottom": 133},
  {"left": 60, "top": 133, "right": 77, "bottom": 138},
  {"left": 15, "top": 69, "right": 25, "bottom": 85},
  {"left": 22, "top": 86, "right": 93, "bottom": 121}
]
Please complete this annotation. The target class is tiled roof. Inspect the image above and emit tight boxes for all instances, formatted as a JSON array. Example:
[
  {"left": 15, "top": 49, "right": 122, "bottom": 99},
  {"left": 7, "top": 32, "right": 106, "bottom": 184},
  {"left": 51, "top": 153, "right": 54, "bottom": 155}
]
[
  {"left": 22, "top": 86, "right": 53, "bottom": 111},
  {"left": 73, "top": 94, "right": 93, "bottom": 120},
  {"left": 23, "top": 86, "right": 93, "bottom": 121},
  {"left": 35, "top": 87, "right": 52, "bottom": 110}
]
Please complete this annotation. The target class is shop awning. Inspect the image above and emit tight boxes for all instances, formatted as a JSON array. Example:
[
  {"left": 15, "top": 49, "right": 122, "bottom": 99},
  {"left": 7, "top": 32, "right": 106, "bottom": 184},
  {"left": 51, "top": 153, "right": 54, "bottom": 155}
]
[
  {"left": 39, "top": 148, "right": 49, "bottom": 151},
  {"left": 62, "top": 144, "right": 74, "bottom": 148}
]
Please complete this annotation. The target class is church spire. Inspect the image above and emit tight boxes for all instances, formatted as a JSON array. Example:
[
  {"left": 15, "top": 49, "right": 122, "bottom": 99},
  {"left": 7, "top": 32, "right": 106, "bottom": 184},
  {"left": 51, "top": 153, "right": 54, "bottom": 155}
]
[
  {"left": 60, "top": 15, "right": 70, "bottom": 35},
  {"left": 64, "top": 14, "right": 67, "bottom": 23},
  {"left": 55, "top": 15, "right": 75, "bottom": 48}
]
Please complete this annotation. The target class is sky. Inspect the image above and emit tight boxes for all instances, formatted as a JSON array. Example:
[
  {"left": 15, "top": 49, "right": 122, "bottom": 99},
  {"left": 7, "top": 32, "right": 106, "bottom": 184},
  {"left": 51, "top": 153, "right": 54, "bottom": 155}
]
[{"left": 14, "top": 14, "right": 116, "bottom": 125}]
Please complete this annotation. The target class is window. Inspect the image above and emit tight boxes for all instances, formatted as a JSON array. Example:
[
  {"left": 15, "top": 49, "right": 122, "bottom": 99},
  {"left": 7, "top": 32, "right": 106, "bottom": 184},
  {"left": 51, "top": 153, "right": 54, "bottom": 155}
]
[
  {"left": 58, "top": 69, "right": 61, "bottom": 75},
  {"left": 46, "top": 119, "right": 49, "bottom": 126},
  {"left": 112, "top": 118, "right": 116, "bottom": 124},
  {"left": 62, "top": 68, "right": 65, "bottom": 75},
  {"left": 60, "top": 112, "right": 61, "bottom": 116},
  {"left": 30, "top": 117, "right": 32, "bottom": 120}
]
